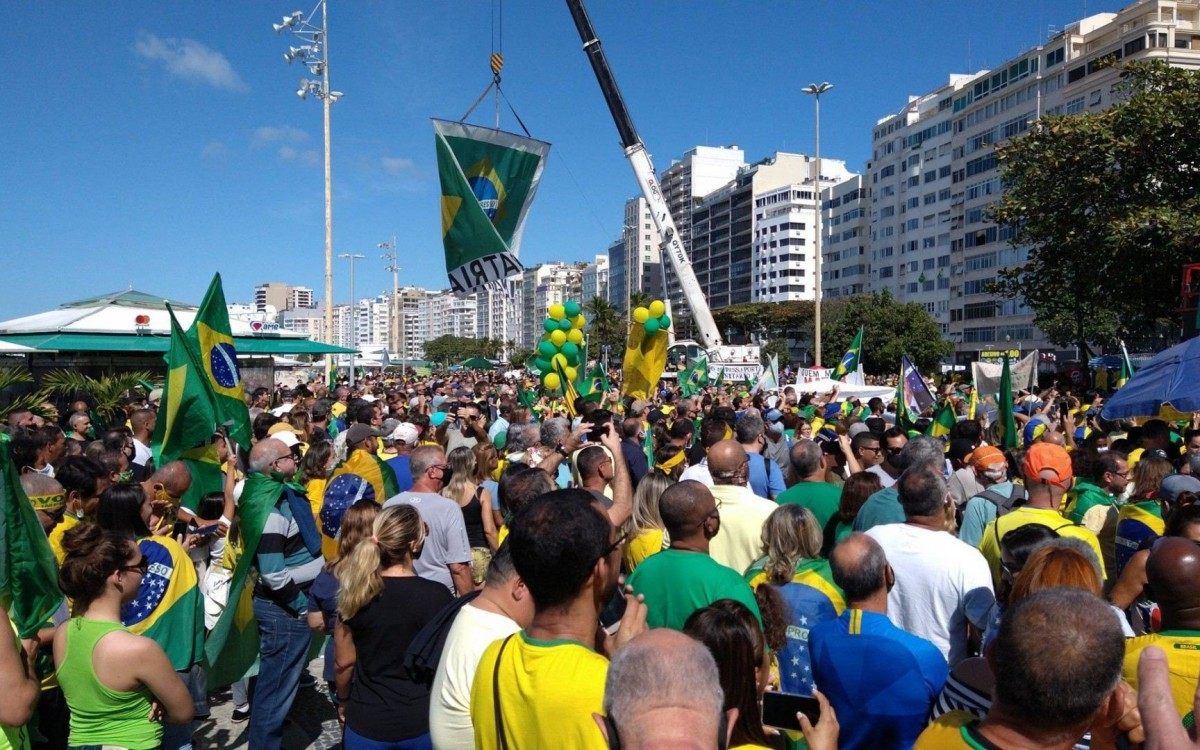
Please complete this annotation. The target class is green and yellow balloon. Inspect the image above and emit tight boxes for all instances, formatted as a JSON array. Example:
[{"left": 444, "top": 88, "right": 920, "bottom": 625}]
[
  {"left": 534, "top": 299, "right": 587, "bottom": 390},
  {"left": 632, "top": 299, "right": 671, "bottom": 336}
]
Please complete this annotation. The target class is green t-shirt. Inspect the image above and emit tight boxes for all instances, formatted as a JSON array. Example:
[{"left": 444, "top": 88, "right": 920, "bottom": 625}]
[
  {"left": 626, "top": 548, "right": 761, "bottom": 630},
  {"left": 776, "top": 481, "right": 842, "bottom": 530}
]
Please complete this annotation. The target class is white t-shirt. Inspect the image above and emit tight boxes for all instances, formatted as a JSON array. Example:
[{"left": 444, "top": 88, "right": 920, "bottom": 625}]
[
  {"left": 865, "top": 523, "right": 994, "bottom": 666},
  {"left": 680, "top": 459, "right": 713, "bottom": 487},
  {"left": 865, "top": 464, "right": 897, "bottom": 489},
  {"left": 428, "top": 603, "right": 521, "bottom": 749}
]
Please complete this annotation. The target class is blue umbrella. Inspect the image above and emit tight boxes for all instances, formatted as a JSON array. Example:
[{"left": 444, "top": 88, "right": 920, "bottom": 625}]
[{"left": 1101, "top": 336, "right": 1200, "bottom": 419}]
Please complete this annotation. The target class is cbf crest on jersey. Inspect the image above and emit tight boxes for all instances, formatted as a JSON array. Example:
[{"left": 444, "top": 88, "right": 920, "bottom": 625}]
[{"left": 432, "top": 119, "right": 550, "bottom": 294}]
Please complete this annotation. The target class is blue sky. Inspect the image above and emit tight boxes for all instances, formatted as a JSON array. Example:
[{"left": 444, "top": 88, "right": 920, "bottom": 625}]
[{"left": 1, "top": 0, "right": 1125, "bottom": 319}]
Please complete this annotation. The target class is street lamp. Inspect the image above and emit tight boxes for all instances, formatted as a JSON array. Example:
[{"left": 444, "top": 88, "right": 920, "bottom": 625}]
[
  {"left": 802, "top": 81, "right": 832, "bottom": 367},
  {"left": 379, "top": 237, "right": 405, "bottom": 382},
  {"left": 340, "top": 252, "right": 365, "bottom": 389},
  {"left": 273, "top": 1, "right": 343, "bottom": 374}
]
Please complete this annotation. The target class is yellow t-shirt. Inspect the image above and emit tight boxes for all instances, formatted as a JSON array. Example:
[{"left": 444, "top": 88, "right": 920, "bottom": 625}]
[
  {"left": 305, "top": 477, "right": 336, "bottom": 561},
  {"left": 624, "top": 528, "right": 665, "bottom": 572},
  {"left": 470, "top": 632, "right": 608, "bottom": 750},
  {"left": 1123, "top": 631, "right": 1200, "bottom": 725},
  {"left": 914, "top": 710, "right": 976, "bottom": 749},
  {"left": 977, "top": 506, "right": 1106, "bottom": 586},
  {"left": 48, "top": 514, "right": 80, "bottom": 567}
]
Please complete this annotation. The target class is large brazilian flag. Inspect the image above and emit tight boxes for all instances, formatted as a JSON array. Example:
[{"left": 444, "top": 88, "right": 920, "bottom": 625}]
[
  {"left": 122, "top": 535, "right": 204, "bottom": 671},
  {"left": 187, "top": 274, "right": 252, "bottom": 453},
  {"left": 433, "top": 119, "right": 550, "bottom": 294},
  {"left": 0, "top": 434, "right": 64, "bottom": 639}
]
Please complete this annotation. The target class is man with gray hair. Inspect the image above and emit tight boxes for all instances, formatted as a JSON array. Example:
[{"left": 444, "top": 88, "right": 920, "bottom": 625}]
[
  {"left": 810, "top": 533, "right": 947, "bottom": 749},
  {"left": 736, "top": 412, "right": 785, "bottom": 500},
  {"left": 595, "top": 629, "right": 733, "bottom": 750},
  {"left": 853, "top": 435, "right": 947, "bottom": 532},
  {"left": 540, "top": 417, "right": 573, "bottom": 488},
  {"left": 776, "top": 439, "right": 842, "bottom": 530},
  {"left": 864, "top": 468, "right": 994, "bottom": 664}
]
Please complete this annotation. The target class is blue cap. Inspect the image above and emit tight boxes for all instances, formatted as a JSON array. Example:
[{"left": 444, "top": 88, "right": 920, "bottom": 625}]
[{"left": 764, "top": 409, "right": 783, "bottom": 422}]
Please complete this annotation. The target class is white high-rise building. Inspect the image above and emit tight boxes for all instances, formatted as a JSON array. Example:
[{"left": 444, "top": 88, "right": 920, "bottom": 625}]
[
  {"left": 521, "top": 263, "right": 582, "bottom": 348},
  {"left": 417, "top": 291, "right": 478, "bottom": 351},
  {"left": 822, "top": 175, "right": 871, "bottom": 300},
  {"left": 280, "top": 308, "right": 325, "bottom": 341},
  {"left": 581, "top": 255, "right": 609, "bottom": 305},
  {"left": 475, "top": 281, "right": 523, "bottom": 354},
  {"left": 607, "top": 197, "right": 664, "bottom": 315}
]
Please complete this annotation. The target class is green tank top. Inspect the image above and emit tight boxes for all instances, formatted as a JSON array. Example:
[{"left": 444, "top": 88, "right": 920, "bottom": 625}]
[{"left": 55, "top": 618, "right": 162, "bottom": 750}]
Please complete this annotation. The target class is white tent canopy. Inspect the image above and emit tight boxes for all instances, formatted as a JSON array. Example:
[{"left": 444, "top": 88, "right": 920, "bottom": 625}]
[{"left": 787, "top": 379, "right": 896, "bottom": 404}]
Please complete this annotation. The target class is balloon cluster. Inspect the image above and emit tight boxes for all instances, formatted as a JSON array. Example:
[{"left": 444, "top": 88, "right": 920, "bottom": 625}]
[
  {"left": 632, "top": 299, "right": 671, "bottom": 335},
  {"left": 533, "top": 299, "right": 586, "bottom": 391}
]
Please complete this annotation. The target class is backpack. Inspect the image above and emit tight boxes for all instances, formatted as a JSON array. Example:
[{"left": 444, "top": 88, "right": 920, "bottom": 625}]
[
  {"left": 403, "top": 589, "right": 482, "bottom": 687},
  {"left": 977, "top": 484, "right": 1026, "bottom": 517}
]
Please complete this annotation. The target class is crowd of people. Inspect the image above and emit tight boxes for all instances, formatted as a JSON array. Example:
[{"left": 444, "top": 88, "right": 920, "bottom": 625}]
[{"left": 2, "top": 368, "right": 1200, "bottom": 749}]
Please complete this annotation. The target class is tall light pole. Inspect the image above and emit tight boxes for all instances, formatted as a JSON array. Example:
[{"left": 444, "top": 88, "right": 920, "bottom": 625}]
[
  {"left": 802, "top": 81, "right": 832, "bottom": 367},
  {"left": 379, "top": 237, "right": 405, "bottom": 382},
  {"left": 340, "top": 252, "right": 365, "bottom": 389},
  {"left": 274, "top": 2, "right": 343, "bottom": 374}
]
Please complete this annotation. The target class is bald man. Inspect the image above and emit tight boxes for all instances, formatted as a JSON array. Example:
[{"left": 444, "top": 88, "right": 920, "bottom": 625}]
[
  {"left": 1122, "top": 536, "right": 1200, "bottom": 720},
  {"left": 141, "top": 460, "right": 194, "bottom": 529},
  {"left": 129, "top": 408, "right": 156, "bottom": 480},
  {"left": 706, "top": 440, "right": 777, "bottom": 574},
  {"left": 811, "top": 534, "right": 947, "bottom": 749},
  {"left": 626, "top": 481, "right": 760, "bottom": 630},
  {"left": 596, "top": 629, "right": 735, "bottom": 749}
]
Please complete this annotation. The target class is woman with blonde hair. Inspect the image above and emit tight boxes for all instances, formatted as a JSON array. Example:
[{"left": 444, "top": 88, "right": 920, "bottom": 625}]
[
  {"left": 335, "top": 505, "right": 453, "bottom": 749},
  {"left": 623, "top": 470, "right": 673, "bottom": 572},
  {"left": 442, "top": 446, "right": 498, "bottom": 585},
  {"left": 306, "top": 500, "right": 380, "bottom": 701},
  {"left": 744, "top": 504, "right": 845, "bottom": 697},
  {"left": 1115, "top": 455, "right": 1176, "bottom": 575}
]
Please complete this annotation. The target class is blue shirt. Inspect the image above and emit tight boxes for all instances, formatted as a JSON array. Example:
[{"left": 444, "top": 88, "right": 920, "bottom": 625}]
[
  {"left": 852, "top": 487, "right": 905, "bottom": 532},
  {"left": 958, "top": 482, "right": 1018, "bottom": 547},
  {"left": 747, "top": 452, "right": 785, "bottom": 500},
  {"left": 810, "top": 609, "right": 948, "bottom": 750},
  {"left": 386, "top": 455, "right": 414, "bottom": 493},
  {"left": 306, "top": 568, "right": 339, "bottom": 682}
]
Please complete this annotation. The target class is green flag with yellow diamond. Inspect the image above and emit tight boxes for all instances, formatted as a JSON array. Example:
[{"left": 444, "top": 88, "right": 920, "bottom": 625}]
[
  {"left": 187, "top": 274, "right": 251, "bottom": 452},
  {"left": 433, "top": 119, "right": 550, "bottom": 294}
]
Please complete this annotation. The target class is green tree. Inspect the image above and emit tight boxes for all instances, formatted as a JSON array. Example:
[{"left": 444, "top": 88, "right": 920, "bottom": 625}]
[
  {"left": 990, "top": 61, "right": 1200, "bottom": 356},
  {"left": 509, "top": 347, "right": 535, "bottom": 370},
  {"left": 41, "top": 370, "right": 156, "bottom": 427},
  {"left": 421, "top": 336, "right": 502, "bottom": 366},
  {"left": 0, "top": 368, "right": 52, "bottom": 423},
  {"left": 583, "top": 296, "right": 625, "bottom": 359},
  {"left": 823, "top": 291, "right": 951, "bottom": 375},
  {"left": 628, "top": 290, "right": 653, "bottom": 312}
]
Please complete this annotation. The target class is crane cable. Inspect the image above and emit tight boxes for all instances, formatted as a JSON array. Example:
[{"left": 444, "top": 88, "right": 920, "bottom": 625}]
[{"left": 459, "top": 0, "right": 531, "bottom": 136}]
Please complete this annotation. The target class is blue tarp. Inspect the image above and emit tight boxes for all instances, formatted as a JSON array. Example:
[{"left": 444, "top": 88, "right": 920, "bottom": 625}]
[{"left": 1100, "top": 336, "right": 1200, "bottom": 419}]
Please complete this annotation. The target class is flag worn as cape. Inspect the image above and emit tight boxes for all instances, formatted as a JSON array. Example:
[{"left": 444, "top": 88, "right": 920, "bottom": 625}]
[
  {"left": 831, "top": 326, "right": 864, "bottom": 382},
  {"left": 122, "top": 535, "right": 204, "bottom": 671},
  {"left": 187, "top": 274, "right": 252, "bottom": 452},
  {"left": 680, "top": 356, "right": 709, "bottom": 398},
  {"left": 999, "top": 356, "right": 1019, "bottom": 450},
  {"left": 329, "top": 450, "right": 400, "bottom": 507},
  {"left": 151, "top": 305, "right": 220, "bottom": 469},
  {"left": 433, "top": 119, "right": 550, "bottom": 294},
  {"left": 0, "top": 434, "right": 64, "bottom": 638},
  {"left": 205, "top": 473, "right": 282, "bottom": 686},
  {"left": 622, "top": 322, "right": 668, "bottom": 401},
  {"left": 552, "top": 358, "right": 580, "bottom": 418}
]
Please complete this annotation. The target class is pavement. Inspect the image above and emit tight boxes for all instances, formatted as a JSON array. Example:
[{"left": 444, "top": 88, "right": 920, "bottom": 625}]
[{"left": 194, "top": 656, "right": 342, "bottom": 749}]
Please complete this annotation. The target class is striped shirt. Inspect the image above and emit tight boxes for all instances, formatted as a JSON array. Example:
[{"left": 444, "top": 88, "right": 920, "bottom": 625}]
[
  {"left": 255, "top": 488, "right": 323, "bottom": 613},
  {"left": 931, "top": 672, "right": 1092, "bottom": 750}
]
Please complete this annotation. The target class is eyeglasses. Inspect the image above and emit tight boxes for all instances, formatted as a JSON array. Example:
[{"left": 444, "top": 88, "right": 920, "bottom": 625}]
[
  {"left": 859, "top": 445, "right": 882, "bottom": 454},
  {"left": 600, "top": 530, "right": 629, "bottom": 558},
  {"left": 121, "top": 558, "right": 149, "bottom": 576},
  {"left": 697, "top": 501, "right": 721, "bottom": 528}
]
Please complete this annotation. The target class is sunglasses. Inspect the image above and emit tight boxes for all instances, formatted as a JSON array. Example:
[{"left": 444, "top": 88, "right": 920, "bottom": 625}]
[
  {"left": 600, "top": 530, "right": 629, "bottom": 559},
  {"left": 121, "top": 558, "right": 149, "bottom": 576}
]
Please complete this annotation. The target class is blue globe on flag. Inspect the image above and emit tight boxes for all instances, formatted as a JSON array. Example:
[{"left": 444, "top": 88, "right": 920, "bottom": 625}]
[
  {"left": 469, "top": 175, "right": 502, "bottom": 221},
  {"left": 209, "top": 342, "right": 240, "bottom": 389}
]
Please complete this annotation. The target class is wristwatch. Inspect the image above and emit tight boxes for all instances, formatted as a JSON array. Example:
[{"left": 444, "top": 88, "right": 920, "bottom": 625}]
[{"left": 555, "top": 445, "right": 570, "bottom": 458}]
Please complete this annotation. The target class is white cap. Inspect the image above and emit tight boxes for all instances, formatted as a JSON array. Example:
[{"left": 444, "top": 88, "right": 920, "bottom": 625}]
[
  {"left": 361, "top": 394, "right": 378, "bottom": 403},
  {"left": 389, "top": 422, "right": 420, "bottom": 447},
  {"left": 270, "top": 403, "right": 295, "bottom": 416},
  {"left": 273, "top": 431, "right": 301, "bottom": 449}
]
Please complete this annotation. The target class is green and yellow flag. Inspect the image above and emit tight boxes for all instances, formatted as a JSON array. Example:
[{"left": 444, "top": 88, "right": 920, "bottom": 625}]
[
  {"left": 581, "top": 363, "right": 610, "bottom": 404},
  {"left": 999, "top": 356, "right": 1019, "bottom": 450},
  {"left": 188, "top": 274, "right": 252, "bottom": 451},
  {"left": 433, "top": 119, "right": 550, "bottom": 294},
  {"left": 621, "top": 321, "right": 668, "bottom": 401},
  {"left": 1117, "top": 340, "right": 1135, "bottom": 389},
  {"left": 329, "top": 450, "right": 400, "bottom": 506},
  {"left": 552, "top": 357, "right": 580, "bottom": 418},
  {"left": 122, "top": 535, "right": 204, "bottom": 671},
  {"left": 205, "top": 473, "right": 281, "bottom": 686},
  {"left": 927, "top": 399, "right": 957, "bottom": 440},
  {"left": 0, "top": 434, "right": 64, "bottom": 639},
  {"left": 831, "top": 326, "right": 864, "bottom": 382},
  {"left": 151, "top": 305, "right": 220, "bottom": 469},
  {"left": 680, "top": 356, "right": 709, "bottom": 397}
]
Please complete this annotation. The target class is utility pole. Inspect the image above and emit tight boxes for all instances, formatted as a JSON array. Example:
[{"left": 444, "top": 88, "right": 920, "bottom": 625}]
[{"left": 340, "top": 252, "right": 365, "bottom": 389}]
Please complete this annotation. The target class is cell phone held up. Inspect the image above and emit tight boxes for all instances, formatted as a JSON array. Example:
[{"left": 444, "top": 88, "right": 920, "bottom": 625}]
[{"left": 761, "top": 690, "right": 820, "bottom": 732}]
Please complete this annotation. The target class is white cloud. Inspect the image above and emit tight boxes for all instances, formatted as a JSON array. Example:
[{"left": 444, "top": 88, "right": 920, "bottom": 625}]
[
  {"left": 133, "top": 32, "right": 247, "bottom": 92},
  {"left": 278, "top": 145, "right": 319, "bottom": 166},
  {"left": 201, "top": 140, "right": 228, "bottom": 160},
  {"left": 381, "top": 156, "right": 418, "bottom": 176},
  {"left": 252, "top": 126, "right": 309, "bottom": 147}
]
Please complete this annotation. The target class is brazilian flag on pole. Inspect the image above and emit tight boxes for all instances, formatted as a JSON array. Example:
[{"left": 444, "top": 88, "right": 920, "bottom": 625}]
[
  {"left": 1117, "top": 340, "right": 1135, "bottom": 389},
  {"left": 681, "top": 356, "right": 709, "bottom": 397},
  {"left": 152, "top": 305, "right": 220, "bottom": 468},
  {"left": 926, "top": 399, "right": 957, "bottom": 440},
  {"left": 433, "top": 119, "right": 550, "bottom": 294},
  {"left": 205, "top": 473, "right": 282, "bottom": 686},
  {"left": 188, "top": 274, "right": 251, "bottom": 452},
  {"left": 581, "top": 363, "right": 610, "bottom": 404},
  {"left": 831, "top": 326, "right": 864, "bottom": 382},
  {"left": 0, "top": 434, "right": 64, "bottom": 639}
]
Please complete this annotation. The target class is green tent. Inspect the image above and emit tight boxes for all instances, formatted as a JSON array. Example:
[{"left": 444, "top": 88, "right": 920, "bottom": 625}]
[{"left": 459, "top": 357, "right": 495, "bottom": 371}]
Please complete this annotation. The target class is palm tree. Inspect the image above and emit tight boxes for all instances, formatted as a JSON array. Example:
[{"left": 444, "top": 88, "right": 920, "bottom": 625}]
[
  {"left": 42, "top": 370, "right": 156, "bottom": 428},
  {"left": 0, "top": 368, "right": 53, "bottom": 423},
  {"left": 628, "top": 290, "right": 653, "bottom": 311},
  {"left": 584, "top": 296, "right": 625, "bottom": 361}
]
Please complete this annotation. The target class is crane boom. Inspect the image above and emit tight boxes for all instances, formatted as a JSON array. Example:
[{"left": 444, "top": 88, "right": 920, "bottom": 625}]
[{"left": 564, "top": 0, "right": 724, "bottom": 351}]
